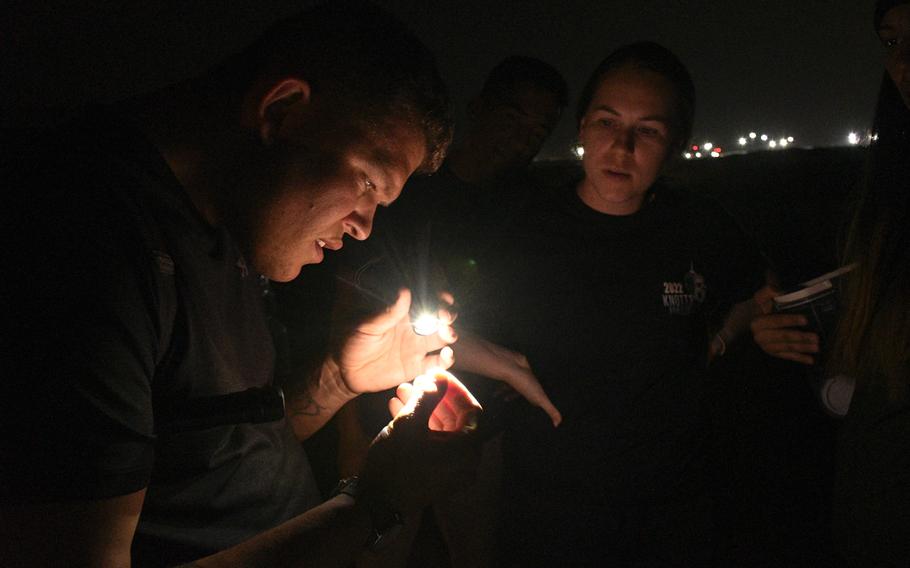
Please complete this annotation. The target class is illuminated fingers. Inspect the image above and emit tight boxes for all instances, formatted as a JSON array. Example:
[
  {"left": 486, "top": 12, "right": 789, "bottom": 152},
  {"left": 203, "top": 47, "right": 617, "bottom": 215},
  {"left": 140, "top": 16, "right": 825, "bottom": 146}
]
[{"left": 360, "top": 288, "right": 412, "bottom": 335}]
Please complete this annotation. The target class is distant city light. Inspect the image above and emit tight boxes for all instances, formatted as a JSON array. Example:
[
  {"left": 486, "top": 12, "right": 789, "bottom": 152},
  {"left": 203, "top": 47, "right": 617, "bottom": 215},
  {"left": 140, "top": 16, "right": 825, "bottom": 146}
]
[
  {"left": 703, "top": 142, "right": 714, "bottom": 151},
  {"left": 572, "top": 144, "right": 585, "bottom": 158},
  {"left": 787, "top": 136, "right": 794, "bottom": 143},
  {"left": 779, "top": 138, "right": 788, "bottom": 147},
  {"left": 769, "top": 140, "right": 778, "bottom": 148},
  {"left": 749, "top": 132, "right": 757, "bottom": 139},
  {"left": 684, "top": 152, "right": 693, "bottom": 159},
  {"left": 691, "top": 145, "right": 699, "bottom": 151},
  {"left": 695, "top": 152, "right": 702, "bottom": 158},
  {"left": 738, "top": 137, "right": 747, "bottom": 146},
  {"left": 847, "top": 132, "right": 860, "bottom": 145},
  {"left": 710, "top": 151, "right": 720, "bottom": 158},
  {"left": 760, "top": 134, "right": 769, "bottom": 142}
]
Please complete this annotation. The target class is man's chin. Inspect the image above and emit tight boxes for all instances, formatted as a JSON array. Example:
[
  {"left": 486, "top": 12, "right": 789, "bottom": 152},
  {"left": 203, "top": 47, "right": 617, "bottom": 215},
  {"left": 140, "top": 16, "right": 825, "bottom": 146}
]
[{"left": 259, "top": 260, "right": 308, "bottom": 283}]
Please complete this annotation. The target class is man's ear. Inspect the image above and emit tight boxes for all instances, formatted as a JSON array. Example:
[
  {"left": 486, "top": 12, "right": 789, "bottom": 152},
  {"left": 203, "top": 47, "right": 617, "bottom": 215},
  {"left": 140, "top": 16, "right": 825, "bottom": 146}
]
[{"left": 258, "top": 78, "right": 311, "bottom": 144}]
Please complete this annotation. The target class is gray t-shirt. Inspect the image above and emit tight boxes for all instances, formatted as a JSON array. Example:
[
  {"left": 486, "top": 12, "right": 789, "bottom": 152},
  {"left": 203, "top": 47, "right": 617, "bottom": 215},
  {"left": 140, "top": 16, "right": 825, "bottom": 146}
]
[{"left": 1, "top": 110, "right": 321, "bottom": 566}]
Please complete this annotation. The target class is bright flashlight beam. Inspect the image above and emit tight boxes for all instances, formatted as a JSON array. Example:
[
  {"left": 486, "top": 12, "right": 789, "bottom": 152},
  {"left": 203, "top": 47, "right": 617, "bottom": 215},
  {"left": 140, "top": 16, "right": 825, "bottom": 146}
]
[{"left": 413, "top": 313, "right": 441, "bottom": 336}]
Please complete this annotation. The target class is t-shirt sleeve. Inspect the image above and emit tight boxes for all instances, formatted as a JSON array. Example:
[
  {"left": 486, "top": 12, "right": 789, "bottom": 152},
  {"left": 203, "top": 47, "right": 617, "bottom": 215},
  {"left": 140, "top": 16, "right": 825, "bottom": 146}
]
[
  {"left": 699, "top": 195, "right": 768, "bottom": 320},
  {"left": 1, "top": 165, "right": 160, "bottom": 503}
]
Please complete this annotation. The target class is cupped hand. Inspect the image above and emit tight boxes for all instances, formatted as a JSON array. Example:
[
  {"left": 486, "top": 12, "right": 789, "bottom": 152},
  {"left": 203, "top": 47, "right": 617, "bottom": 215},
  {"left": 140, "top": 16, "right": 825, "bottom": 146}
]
[
  {"left": 338, "top": 289, "right": 457, "bottom": 393},
  {"left": 360, "top": 372, "right": 481, "bottom": 514},
  {"left": 388, "top": 370, "right": 483, "bottom": 432}
]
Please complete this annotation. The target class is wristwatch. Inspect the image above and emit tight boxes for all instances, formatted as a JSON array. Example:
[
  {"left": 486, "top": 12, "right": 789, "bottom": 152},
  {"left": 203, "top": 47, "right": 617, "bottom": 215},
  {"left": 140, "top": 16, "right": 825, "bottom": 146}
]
[{"left": 331, "top": 476, "right": 404, "bottom": 551}]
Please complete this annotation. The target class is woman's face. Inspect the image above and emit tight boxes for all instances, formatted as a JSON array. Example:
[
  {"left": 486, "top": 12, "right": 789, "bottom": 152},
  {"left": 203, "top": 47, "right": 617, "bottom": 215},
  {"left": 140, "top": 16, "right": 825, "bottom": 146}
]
[
  {"left": 879, "top": 3, "right": 910, "bottom": 108},
  {"left": 576, "top": 64, "right": 678, "bottom": 215}
]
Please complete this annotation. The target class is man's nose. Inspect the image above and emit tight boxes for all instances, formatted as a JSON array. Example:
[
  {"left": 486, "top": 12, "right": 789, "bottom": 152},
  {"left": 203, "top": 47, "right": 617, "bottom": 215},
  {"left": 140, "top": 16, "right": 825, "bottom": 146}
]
[{"left": 344, "top": 207, "right": 375, "bottom": 241}]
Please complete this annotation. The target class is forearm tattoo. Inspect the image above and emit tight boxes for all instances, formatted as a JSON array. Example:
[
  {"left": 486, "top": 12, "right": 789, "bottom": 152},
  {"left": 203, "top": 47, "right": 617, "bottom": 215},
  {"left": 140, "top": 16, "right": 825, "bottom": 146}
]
[{"left": 288, "top": 394, "right": 327, "bottom": 417}]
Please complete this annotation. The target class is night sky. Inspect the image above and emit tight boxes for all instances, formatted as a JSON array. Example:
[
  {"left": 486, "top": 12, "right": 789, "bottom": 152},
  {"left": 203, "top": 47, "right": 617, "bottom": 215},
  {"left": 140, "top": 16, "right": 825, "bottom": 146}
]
[{"left": 2, "top": 0, "right": 882, "bottom": 158}]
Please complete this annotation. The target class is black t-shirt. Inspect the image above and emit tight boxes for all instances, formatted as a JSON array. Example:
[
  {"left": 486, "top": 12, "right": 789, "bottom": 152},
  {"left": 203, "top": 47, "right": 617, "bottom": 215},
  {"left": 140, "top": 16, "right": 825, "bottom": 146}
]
[
  {"left": 0, "top": 112, "right": 321, "bottom": 566},
  {"left": 463, "top": 182, "right": 763, "bottom": 547}
]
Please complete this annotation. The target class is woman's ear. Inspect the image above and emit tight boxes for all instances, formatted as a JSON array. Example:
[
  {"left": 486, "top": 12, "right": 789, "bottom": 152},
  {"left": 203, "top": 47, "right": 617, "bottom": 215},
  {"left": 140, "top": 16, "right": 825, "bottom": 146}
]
[{"left": 257, "top": 78, "right": 312, "bottom": 144}]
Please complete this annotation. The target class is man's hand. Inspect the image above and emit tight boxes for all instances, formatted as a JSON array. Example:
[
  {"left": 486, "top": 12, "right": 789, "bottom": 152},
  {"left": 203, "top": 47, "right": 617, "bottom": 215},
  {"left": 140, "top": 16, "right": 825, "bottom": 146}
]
[
  {"left": 388, "top": 370, "right": 482, "bottom": 432},
  {"left": 338, "top": 289, "right": 456, "bottom": 393},
  {"left": 361, "top": 371, "right": 482, "bottom": 515},
  {"left": 750, "top": 285, "right": 820, "bottom": 365}
]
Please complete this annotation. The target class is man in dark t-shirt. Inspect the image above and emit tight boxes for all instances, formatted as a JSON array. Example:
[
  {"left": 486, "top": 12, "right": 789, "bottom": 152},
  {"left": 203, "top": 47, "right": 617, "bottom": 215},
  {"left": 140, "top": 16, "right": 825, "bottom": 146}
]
[{"left": 0, "top": 4, "right": 482, "bottom": 567}]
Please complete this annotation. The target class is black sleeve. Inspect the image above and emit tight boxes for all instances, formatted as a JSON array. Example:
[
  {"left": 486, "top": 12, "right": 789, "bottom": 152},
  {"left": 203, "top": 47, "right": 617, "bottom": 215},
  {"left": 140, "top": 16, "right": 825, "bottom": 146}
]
[
  {"left": 1, "top": 161, "right": 160, "bottom": 503},
  {"left": 697, "top": 194, "right": 768, "bottom": 323}
]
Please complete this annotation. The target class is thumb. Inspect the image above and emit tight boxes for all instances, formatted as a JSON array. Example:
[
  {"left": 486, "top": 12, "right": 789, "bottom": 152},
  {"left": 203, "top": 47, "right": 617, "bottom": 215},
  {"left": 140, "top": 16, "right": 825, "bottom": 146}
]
[
  {"left": 395, "top": 371, "right": 449, "bottom": 427},
  {"left": 359, "top": 288, "right": 412, "bottom": 336}
]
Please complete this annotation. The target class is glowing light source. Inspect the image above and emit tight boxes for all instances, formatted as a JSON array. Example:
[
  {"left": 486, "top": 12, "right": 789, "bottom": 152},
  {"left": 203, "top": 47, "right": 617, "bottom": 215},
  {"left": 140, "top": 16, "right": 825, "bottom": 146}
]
[
  {"left": 847, "top": 132, "right": 860, "bottom": 145},
  {"left": 572, "top": 144, "right": 585, "bottom": 158},
  {"left": 412, "top": 313, "right": 440, "bottom": 336},
  {"left": 749, "top": 132, "right": 757, "bottom": 139},
  {"left": 684, "top": 152, "right": 693, "bottom": 159},
  {"left": 769, "top": 140, "right": 778, "bottom": 148},
  {"left": 760, "top": 134, "right": 769, "bottom": 142},
  {"left": 779, "top": 138, "right": 788, "bottom": 148},
  {"left": 738, "top": 137, "right": 747, "bottom": 146},
  {"left": 710, "top": 151, "right": 720, "bottom": 158},
  {"left": 703, "top": 142, "right": 714, "bottom": 151},
  {"left": 787, "top": 136, "right": 794, "bottom": 143},
  {"left": 695, "top": 152, "right": 702, "bottom": 158}
]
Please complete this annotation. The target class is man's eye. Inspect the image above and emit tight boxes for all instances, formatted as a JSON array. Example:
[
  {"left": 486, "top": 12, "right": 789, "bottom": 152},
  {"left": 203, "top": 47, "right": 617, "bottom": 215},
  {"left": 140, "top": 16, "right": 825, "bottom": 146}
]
[
  {"left": 365, "top": 178, "right": 377, "bottom": 192},
  {"left": 598, "top": 118, "right": 615, "bottom": 128},
  {"left": 881, "top": 36, "right": 900, "bottom": 49}
]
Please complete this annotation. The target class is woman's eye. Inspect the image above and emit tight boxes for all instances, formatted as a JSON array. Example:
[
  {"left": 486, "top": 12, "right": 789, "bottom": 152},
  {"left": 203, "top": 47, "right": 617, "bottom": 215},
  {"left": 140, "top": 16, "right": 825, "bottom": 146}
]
[
  {"left": 365, "top": 178, "right": 376, "bottom": 192},
  {"left": 637, "top": 127, "right": 660, "bottom": 138},
  {"left": 598, "top": 118, "right": 615, "bottom": 128}
]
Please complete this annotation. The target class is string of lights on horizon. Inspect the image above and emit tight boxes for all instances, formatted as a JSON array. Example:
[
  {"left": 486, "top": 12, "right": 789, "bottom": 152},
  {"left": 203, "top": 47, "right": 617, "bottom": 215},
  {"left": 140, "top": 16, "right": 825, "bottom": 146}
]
[{"left": 569, "top": 130, "right": 875, "bottom": 160}]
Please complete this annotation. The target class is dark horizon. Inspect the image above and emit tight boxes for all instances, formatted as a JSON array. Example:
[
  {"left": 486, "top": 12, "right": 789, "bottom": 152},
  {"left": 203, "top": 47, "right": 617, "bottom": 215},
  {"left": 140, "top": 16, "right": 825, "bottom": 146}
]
[{"left": 1, "top": 1, "right": 882, "bottom": 158}]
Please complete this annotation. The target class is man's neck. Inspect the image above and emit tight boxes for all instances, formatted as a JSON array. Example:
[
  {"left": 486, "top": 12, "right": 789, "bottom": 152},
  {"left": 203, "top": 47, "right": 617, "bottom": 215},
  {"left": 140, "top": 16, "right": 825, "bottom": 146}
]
[{"left": 121, "top": 81, "right": 245, "bottom": 227}]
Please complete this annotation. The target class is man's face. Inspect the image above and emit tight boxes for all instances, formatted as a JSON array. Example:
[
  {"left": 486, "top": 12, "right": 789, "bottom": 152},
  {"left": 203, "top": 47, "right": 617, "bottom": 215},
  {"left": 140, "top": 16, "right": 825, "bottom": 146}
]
[
  {"left": 879, "top": 3, "right": 910, "bottom": 109},
  {"left": 234, "top": 105, "right": 426, "bottom": 282},
  {"left": 576, "top": 65, "right": 677, "bottom": 215},
  {"left": 470, "top": 82, "right": 561, "bottom": 172}
]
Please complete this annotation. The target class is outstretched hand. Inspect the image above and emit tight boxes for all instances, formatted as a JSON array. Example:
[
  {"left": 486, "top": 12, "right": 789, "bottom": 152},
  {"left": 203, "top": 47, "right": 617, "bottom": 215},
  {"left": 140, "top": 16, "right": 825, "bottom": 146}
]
[
  {"left": 361, "top": 371, "right": 482, "bottom": 514},
  {"left": 750, "top": 285, "right": 820, "bottom": 365},
  {"left": 452, "top": 333, "right": 562, "bottom": 427},
  {"left": 337, "top": 289, "right": 456, "bottom": 393}
]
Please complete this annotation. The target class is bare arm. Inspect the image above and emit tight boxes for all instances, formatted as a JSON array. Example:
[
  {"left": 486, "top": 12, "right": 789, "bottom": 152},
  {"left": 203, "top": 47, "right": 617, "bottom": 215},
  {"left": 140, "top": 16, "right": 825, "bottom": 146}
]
[
  {"left": 286, "top": 357, "right": 357, "bottom": 441},
  {"left": 1, "top": 490, "right": 145, "bottom": 568},
  {"left": 1, "top": 490, "right": 373, "bottom": 568},
  {"left": 709, "top": 296, "right": 760, "bottom": 362}
]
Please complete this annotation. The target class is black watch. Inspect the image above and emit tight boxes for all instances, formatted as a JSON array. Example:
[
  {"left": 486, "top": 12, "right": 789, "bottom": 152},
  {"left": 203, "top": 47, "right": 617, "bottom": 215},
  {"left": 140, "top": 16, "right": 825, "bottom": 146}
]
[{"left": 331, "top": 476, "right": 404, "bottom": 551}]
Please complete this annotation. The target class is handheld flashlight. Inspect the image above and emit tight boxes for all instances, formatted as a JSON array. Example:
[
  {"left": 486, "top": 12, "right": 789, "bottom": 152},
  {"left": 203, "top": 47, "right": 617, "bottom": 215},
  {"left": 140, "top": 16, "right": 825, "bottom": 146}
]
[{"left": 412, "top": 312, "right": 441, "bottom": 336}]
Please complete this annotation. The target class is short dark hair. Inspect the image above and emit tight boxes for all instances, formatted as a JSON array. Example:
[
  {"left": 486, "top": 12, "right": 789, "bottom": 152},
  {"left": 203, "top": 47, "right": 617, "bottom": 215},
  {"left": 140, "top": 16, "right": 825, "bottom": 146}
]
[
  {"left": 480, "top": 55, "right": 569, "bottom": 109},
  {"left": 222, "top": 1, "right": 452, "bottom": 172},
  {"left": 575, "top": 42, "right": 695, "bottom": 154}
]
